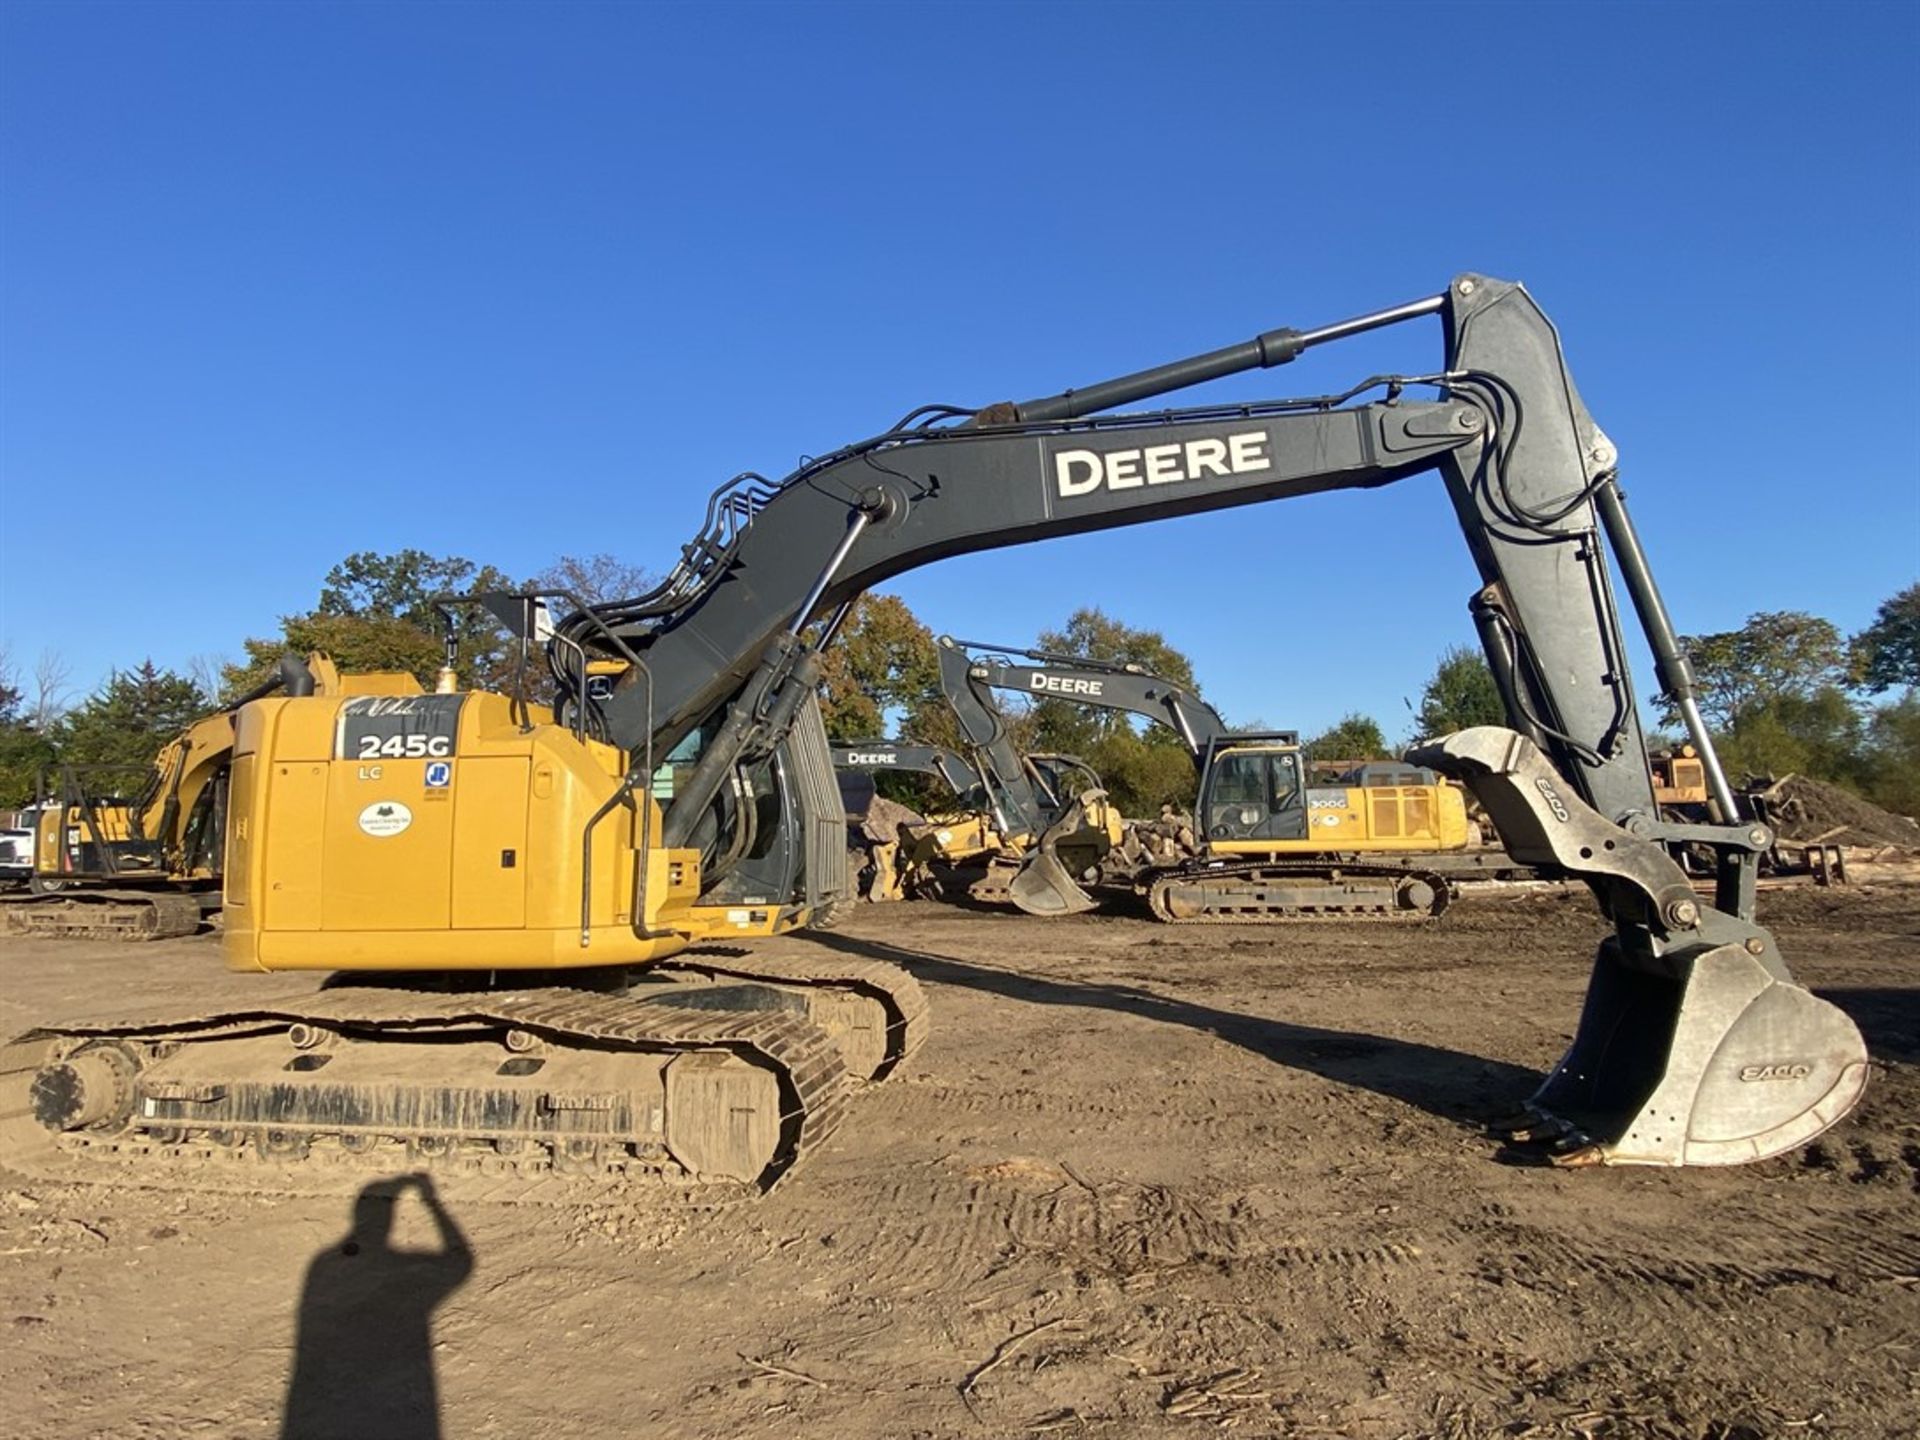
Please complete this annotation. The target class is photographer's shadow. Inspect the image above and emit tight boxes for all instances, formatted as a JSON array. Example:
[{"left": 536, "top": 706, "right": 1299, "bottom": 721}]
[{"left": 281, "top": 1173, "right": 473, "bottom": 1440}]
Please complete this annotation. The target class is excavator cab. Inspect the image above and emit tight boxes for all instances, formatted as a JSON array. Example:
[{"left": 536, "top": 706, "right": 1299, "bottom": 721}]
[{"left": 1198, "top": 740, "right": 1311, "bottom": 844}]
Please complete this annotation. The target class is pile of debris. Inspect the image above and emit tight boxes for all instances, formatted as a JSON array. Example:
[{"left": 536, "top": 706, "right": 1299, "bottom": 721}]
[{"left": 1743, "top": 774, "right": 1920, "bottom": 851}]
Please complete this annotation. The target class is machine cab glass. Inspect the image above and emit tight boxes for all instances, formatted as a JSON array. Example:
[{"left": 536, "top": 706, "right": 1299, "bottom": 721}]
[{"left": 1203, "top": 749, "right": 1310, "bottom": 841}]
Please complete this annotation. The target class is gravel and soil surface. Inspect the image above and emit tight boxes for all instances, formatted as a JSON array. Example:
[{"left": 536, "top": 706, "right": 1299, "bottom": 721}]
[{"left": 1, "top": 882, "right": 1916, "bottom": 1439}]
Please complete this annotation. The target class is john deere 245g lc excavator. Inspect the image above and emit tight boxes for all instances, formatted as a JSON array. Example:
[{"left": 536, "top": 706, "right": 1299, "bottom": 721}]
[{"left": 2, "top": 274, "right": 1869, "bottom": 1193}]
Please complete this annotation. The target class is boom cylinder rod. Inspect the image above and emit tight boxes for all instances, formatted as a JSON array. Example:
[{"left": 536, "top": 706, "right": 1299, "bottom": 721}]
[
  {"left": 1012, "top": 292, "right": 1446, "bottom": 424},
  {"left": 1592, "top": 479, "right": 1740, "bottom": 820},
  {"left": 789, "top": 510, "right": 872, "bottom": 636}
]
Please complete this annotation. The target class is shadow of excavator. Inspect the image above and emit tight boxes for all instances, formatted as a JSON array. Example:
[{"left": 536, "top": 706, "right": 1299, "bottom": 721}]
[
  {"left": 794, "top": 928, "right": 1541, "bottom": 1127},
  {"left": 281, "top": 1174, "right": 473, "bottom": 1440}
]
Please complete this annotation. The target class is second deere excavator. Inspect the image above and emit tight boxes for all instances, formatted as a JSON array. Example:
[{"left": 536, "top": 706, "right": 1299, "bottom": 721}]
[
  {"left": 926, "top": 638, "right": 1127, "bottom": 913},
  {"left": 1, "top": 273, "right": 1869, "bottom": 1192},
  {"left": 937, "top": 637, "right": 1520, "bottom": 920}
]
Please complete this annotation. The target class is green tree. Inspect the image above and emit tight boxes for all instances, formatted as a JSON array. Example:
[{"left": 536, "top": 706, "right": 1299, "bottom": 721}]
[
  {"left": 1025, "top": 608, "right": 1203, "bottom": 815},
  {"left": 1860, "top": 692, "right": 1920, "bottom": 818},
  {"left": 816, "top": 594, "right": 946, "bottom": 742},
  {"left": 223, "top": 612, "right": 449, "bottom": 697},
  {"left": 1672, "top": 611, "right": 1849, "bottom": 731},
  {"left": 228, "top": 549, "right": 523, "bottom": 694},
  {"left": 0, "top": 651, "right": 58, "bottom": 808},
  {"left": 1852, "top": 583, "right": 1920, "bottom": 694},
  {"left": 319, "top": 549, "right": 520, "bottom": 681},
  {"left": 53, "top": 663, "right": 210, "bottom": 782},
  {"left": 1035, "top": 609, "right": 1197, "bottom": 691},
  {"left": 1413, "top": 646, "right": 1505, "bottom": 738},
  {"left": 534, "top": 553, "right": 659, "bottom": 611},
  {"left": 1072, "top": 728, "right": 1202, "bottom": 816},
  {"left": 1712, "top": 686, "right": 1867, "bottom": 787},
  {"left": 1303, "top": 713, "right": 1389, "bottom": 766}
]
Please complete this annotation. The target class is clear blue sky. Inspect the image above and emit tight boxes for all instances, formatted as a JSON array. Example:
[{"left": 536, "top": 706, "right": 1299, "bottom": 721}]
[{"left": 3, "top": 1, "right": 1916, "bottom": 738}]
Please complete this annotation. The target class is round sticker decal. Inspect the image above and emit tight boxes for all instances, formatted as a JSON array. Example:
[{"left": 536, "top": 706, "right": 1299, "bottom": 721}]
[{"left": 358, "top": 800, "right": 414, "bottom": 838}]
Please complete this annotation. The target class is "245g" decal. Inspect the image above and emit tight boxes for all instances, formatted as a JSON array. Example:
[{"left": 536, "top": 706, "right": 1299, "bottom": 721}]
[{"left": 356, "top": 732, "right": 453, "bottom": 759}]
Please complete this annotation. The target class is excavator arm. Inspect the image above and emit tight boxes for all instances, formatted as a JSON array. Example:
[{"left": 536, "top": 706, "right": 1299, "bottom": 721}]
[
  {"left": 829, "top": 742, "right": 983, "bottom": 800},
  {"left": 564, "top": 273, "right": 1865, "bottom": 1167},
  {"left": 935, "top": 637, "right": 1229, "bottom": 763},
  {"left": 930, "top": 637, "right": 1075, "bottom": 842}
]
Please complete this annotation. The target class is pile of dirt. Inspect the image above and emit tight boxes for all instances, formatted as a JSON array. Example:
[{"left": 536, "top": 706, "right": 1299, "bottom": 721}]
[{"left": 1746, "top": 773, "right": 1920, "bottom": 850}]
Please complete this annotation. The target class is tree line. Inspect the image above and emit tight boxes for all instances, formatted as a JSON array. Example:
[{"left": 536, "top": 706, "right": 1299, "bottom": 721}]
[
  {"left": 0, "top": 549, "right": 653, "bottom": 807},
  {"left": 3, "top": 551, "right": 1913, "bottom": 824}
]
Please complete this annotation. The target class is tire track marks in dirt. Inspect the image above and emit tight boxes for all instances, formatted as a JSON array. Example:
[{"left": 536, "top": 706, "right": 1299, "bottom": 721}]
[
  {"left": 796, "top": 1158, "right": 1425, "bottom": 1299},
  {"left": 1458, "top": 1206, "right": 1920, "bottom": 1320}
]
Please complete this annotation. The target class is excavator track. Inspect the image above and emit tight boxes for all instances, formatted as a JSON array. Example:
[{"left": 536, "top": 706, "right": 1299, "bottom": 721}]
[
  {"left": 1, "top": 890, "right": 205, "bottom": 941},
  {"left": 0, "top": 981, "right": 855, "bottom": 1202},
  {"left": 1146, "top": 860, "right": 1454, "bottom": 924},
  {"left": 657, "top": 950, "right": 929, "bottom": 1083}
]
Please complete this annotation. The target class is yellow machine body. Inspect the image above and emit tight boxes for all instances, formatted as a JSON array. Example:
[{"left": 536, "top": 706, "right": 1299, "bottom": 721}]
[
  {"left": 33, "top": 802, "right": 136, "bottom": 873},
  {"left": 221, "top": 686, "right": 799, "bottom": 975},
  {"left": 1650, "top": 746, "right": 1710, "bottom": 808},
  {"left": 1203, "top": 743, "right": 1472, "bottom": 859}
]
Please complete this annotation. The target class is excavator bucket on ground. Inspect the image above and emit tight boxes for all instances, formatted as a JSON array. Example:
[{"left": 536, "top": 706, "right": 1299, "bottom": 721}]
[{"left": 1412, "top": 728, "right": 1870, "bottom": 1167}]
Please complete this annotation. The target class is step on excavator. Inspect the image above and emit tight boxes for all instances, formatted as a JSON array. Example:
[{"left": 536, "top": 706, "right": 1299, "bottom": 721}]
[
  {"left": 0, "top": 274, "right": 1869, "bottom": 1190},
  {"left": 937, "top": 638, "right": 1537, "bottom": 921}
]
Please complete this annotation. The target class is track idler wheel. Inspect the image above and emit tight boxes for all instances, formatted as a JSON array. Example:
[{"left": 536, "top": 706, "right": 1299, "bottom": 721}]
[
  {"left": 30, "top": 1042, "right": 138, "bottom": 1133},
  {"left": 663, "top": 1052, "right": 785, "bottom": 1183}
]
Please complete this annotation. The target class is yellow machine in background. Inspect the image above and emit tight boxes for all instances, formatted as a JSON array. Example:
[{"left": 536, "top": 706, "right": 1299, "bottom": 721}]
[
  {"left": 7, "top": 655, "right": 380, "bottom": 939},
  {"left": 1650, "top": 745, "right": 1710, "bottom": 809},
  {"left": 1144, "top": 733, "right": 1477, "bottom": 921}
]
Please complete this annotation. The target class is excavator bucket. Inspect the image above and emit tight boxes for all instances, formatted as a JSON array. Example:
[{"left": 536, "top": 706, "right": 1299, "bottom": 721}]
[
  {"left": 1007, "top": 789, "right": 1112, "bottom": 917},
  {"left": 1008, "top": 848, "right": 1099, "bottom": 916},
  {"left": 1411, "top": 728, "right": 1870, "bottom": 1167}
]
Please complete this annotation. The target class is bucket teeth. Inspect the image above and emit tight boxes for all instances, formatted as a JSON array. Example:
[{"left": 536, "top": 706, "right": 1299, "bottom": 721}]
[
  {"left": 1491, "top": 1107, "right": 1574, "bottom": 1145},
  {"left": 1546, "top": 1139, "right": 1611, "bottom": 1169}
]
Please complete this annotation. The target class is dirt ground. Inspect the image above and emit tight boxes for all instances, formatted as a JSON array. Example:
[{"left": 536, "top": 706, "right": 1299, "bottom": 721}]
[{"left": 2, "top": 881, "right": 1916, "bottom": 1440}]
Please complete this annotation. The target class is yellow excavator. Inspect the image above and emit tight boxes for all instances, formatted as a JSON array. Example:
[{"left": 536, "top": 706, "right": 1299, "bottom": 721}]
[
  {"left": 3, "top": 655, "right": 388, "bottom": 940},
  {"left": 1, "top": 274, "right": 1870, "bottom": 1191},
  {"left": 830, "top": 742, "right": 1006, "bottom": 900},
  {"left": 935, "top": 637, "right": 1533, "bottom": 920}
]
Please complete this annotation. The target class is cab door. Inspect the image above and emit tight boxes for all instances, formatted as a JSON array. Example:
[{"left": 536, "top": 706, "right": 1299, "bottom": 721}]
[{"left": 1201, "top": 751, "right": 1310, "bottom": 843}]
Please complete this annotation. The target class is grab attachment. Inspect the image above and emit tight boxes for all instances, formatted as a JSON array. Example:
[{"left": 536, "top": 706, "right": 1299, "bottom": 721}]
[{"left": 1409, "top": 727, "right": 1869, "bottom": 1167}]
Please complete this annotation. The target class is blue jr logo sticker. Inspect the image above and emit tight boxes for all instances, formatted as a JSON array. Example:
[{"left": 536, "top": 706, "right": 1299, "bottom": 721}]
[{"left": 425, "top": 761, "right": 453, "bottom": 788}]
